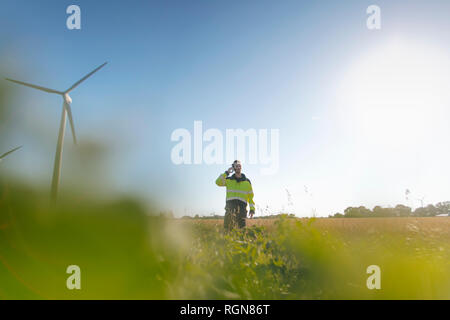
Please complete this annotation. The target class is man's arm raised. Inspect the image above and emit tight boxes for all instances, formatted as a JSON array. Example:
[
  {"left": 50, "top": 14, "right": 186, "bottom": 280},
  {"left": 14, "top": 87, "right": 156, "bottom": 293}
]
[{"left": 215, "top": 168, "right": 232, "bottom": 186}]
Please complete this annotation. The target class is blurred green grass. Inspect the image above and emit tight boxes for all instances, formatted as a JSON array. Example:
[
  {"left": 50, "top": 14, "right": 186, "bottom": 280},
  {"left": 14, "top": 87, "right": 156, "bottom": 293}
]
[
  {"left": 178, "top": 217, "right": 450, "bottom": 299},
  {"left": 0, "top": 181, "right": 182, "bottom": 299}
]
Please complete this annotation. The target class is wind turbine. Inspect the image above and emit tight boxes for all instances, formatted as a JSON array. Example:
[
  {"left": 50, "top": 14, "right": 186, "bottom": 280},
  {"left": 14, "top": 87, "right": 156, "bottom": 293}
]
[
  {"left": 0, "top": 146, "right": 22, "bottom": 162},
  {"left": 5, "top": 62, "right": 107, "bottom": 200}
]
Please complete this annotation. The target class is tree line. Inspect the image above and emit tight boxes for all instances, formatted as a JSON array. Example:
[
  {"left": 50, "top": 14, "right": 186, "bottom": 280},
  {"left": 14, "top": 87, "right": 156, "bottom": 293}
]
[{"left": 330, "top": 202, "right": 450, "bottom": 218}]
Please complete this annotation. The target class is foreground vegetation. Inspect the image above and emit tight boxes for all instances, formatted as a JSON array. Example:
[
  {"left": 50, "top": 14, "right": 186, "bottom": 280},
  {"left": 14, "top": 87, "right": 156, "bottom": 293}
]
[{"left": 1, "top": 182, "right": 450, "bottom": 299}]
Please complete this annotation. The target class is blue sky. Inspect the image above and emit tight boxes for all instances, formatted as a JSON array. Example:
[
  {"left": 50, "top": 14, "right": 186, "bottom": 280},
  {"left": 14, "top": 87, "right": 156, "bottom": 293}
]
[{"left": 1, "top": 0, "right": 450, "bottom": 216}]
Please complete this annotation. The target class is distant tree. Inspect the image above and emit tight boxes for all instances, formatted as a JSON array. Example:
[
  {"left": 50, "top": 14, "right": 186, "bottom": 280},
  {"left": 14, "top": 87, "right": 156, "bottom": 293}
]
[
  {"left": 344, "top": 207, "right": 355, "bottom": 217},
  {"left": 436, "top": 201, "right": 450, "bottom": 216},
  {"left": 413, "top": 207, "right": 426, "bottom": 217},
  {"left": 394, "top": 204, "right": 412, "bottom": 217},
  {"left": 425, "top": 204, "right": 438, "bottom": 217},
  {"left": 358, "top": 206, "right": 372, "bottom": 217},
  {"left": 372, "top": 206, "right": 386, "bottom": 217},
  {"left": 344, "top": 207, "right": 358, "bottom": 217},
  {"left": 413, "top": 205, "right": 438, "bottom": 217},
  {"left": 344, "top": 206, "right": 371, "bottom": 218},
  {"left": 382, "top": 207, "right": 399, "bottom": 217}
]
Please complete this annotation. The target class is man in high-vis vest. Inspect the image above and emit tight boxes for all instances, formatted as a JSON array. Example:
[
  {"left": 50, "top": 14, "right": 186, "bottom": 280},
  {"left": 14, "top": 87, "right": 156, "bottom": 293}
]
[{"left": 215, "top": 160, "right": 255, "bottom": 230}]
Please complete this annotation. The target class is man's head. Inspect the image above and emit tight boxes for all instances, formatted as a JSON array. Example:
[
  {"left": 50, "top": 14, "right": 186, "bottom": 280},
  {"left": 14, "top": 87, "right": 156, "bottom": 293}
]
[{"left": 232, "top": 160, "right": 242, "bottom": 175}]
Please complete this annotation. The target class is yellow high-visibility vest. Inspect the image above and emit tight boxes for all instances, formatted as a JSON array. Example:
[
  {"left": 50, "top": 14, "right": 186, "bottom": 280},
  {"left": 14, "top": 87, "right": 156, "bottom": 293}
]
[{"left": 215, "top": 172, "right": 255, "bottom": 212}]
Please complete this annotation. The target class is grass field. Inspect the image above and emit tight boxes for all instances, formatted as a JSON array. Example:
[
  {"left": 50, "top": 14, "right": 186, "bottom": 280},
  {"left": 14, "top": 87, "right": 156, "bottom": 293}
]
[
  {"left": 1, "top": 183, "right": 450, "bottom": 299},
  {"left": 188, "top": 217, "right": 450, "bottom": 236}
]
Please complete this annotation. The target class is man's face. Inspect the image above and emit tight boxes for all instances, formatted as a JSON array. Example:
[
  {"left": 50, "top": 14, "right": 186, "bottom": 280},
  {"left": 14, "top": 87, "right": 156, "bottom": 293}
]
[{"left": 234, "top": 162, "right": 242, "bottom": 174}]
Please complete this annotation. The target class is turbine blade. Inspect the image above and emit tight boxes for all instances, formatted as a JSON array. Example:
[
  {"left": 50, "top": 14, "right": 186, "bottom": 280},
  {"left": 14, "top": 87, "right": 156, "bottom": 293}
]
[
  {"left": 64, "top": 102, "right": 77, "bottom": 145},
  {"left": 65, "top": 62, "right": 107, "bottom": 93},
  {"left": 5, "top": 78, "right": 62, "bottom": 94},
  {"left": 0, "top": 146, "right": 23, "bottom": 160}
]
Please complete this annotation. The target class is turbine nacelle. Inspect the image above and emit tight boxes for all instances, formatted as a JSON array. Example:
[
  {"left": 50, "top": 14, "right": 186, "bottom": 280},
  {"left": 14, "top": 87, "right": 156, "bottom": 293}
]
[{"left": 63, "top": 93, "right": 72, "bottom": 104}]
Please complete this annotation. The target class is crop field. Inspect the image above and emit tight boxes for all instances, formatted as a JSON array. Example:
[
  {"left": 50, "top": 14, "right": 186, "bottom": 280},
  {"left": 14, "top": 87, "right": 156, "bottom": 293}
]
[{"left": 1, "top": 183, "right": 450, "bottom": 300}]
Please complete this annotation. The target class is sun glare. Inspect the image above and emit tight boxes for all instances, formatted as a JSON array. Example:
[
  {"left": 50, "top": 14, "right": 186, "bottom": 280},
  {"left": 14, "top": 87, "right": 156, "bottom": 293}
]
[{"left": 338, "top": 39, "right": 450, "bottom": 149}]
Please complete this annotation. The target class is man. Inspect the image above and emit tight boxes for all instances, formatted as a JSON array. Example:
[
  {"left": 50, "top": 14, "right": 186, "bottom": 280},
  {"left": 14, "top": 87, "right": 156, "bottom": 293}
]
[{"left": 215, "top": 160, "right": 255, "bottom": 231}]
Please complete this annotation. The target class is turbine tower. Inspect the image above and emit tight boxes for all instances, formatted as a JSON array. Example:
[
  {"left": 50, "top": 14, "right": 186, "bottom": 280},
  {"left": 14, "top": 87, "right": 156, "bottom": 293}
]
[{"left": 5, "top": 62, "right": 107, "bottom": 200}]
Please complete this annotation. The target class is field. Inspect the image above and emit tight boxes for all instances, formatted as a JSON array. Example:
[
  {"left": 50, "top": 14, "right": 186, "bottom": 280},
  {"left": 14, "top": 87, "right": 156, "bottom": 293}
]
[
  {"left": 190, "top": 217, "right": 450, "bottom": 237},
  {"left": 1, "top": 183, "right": 450, "bottom": 300},
  {"left": 175, "top": 217, "right": 450, "bottom": 299}
]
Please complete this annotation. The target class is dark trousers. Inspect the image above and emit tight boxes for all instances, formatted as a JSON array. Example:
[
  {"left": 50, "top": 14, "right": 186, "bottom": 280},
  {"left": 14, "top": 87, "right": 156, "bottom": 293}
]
[{"left": 224, "top": 200, "right": 247, "bottom": 231}]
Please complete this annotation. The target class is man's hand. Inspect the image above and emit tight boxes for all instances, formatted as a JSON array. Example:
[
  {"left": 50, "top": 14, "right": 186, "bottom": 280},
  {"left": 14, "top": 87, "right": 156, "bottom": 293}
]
[
  {"left": 227, "top": 167, "right": 233, "bottom": 174},
  {"left": 249, "top": 210, "right": 255, "bottom": 219}
]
